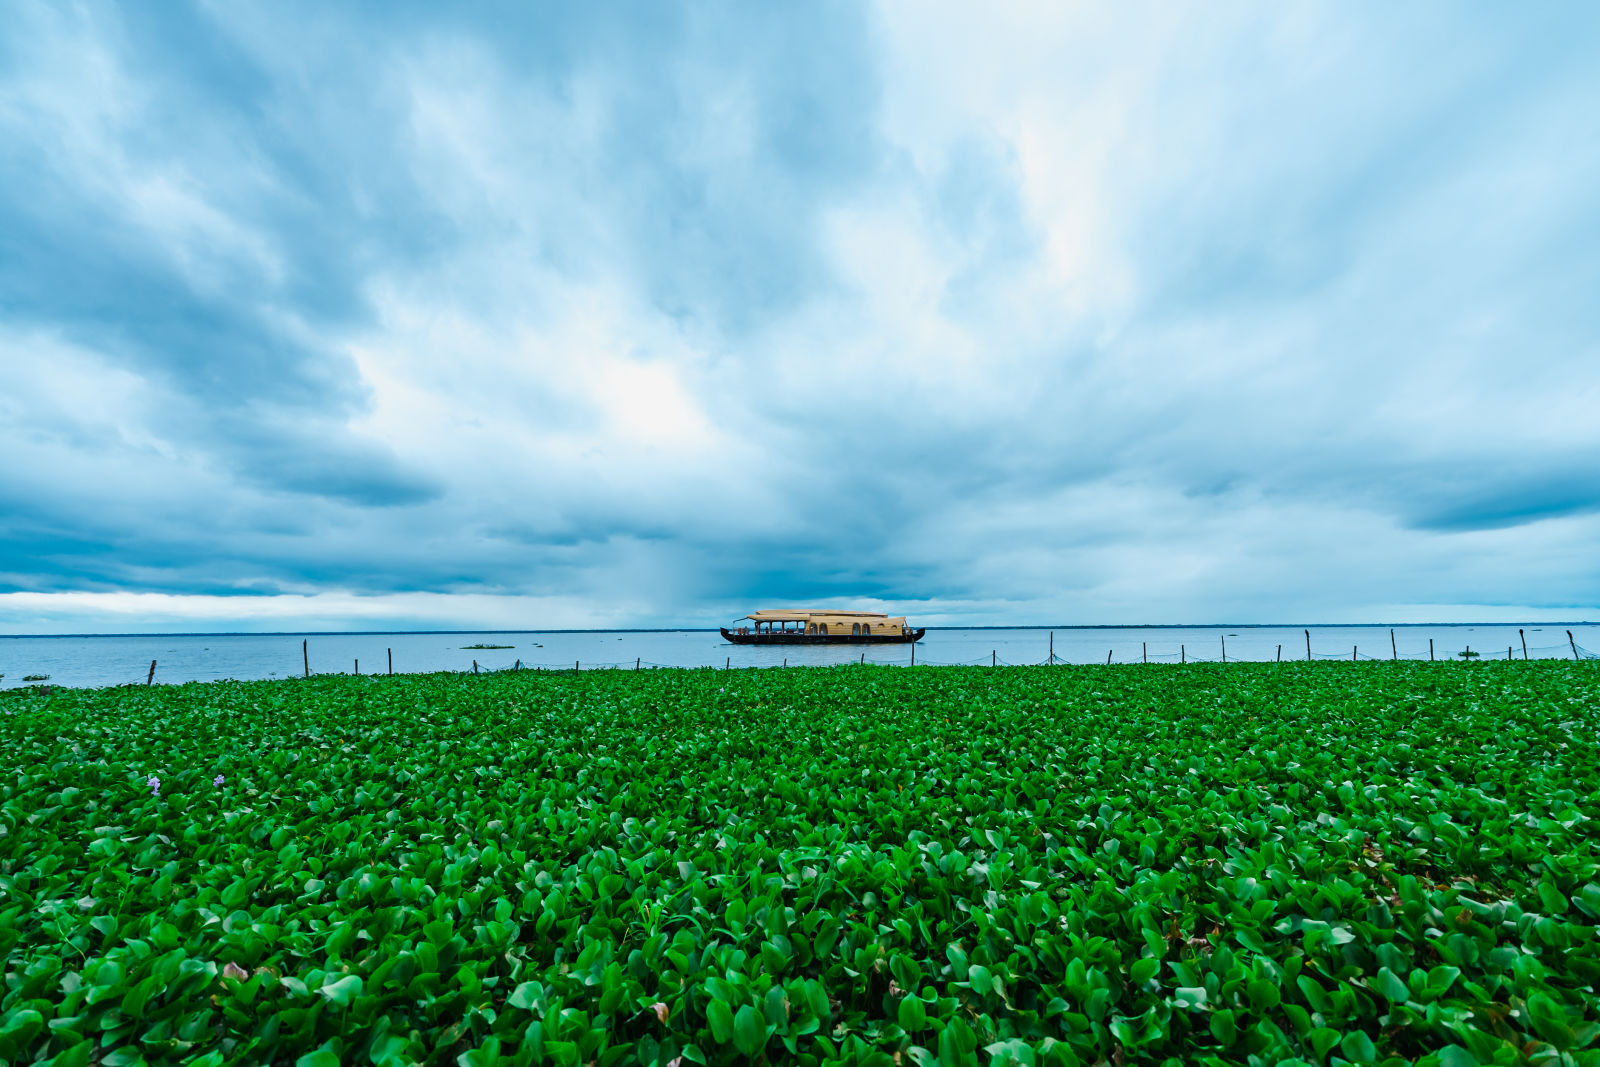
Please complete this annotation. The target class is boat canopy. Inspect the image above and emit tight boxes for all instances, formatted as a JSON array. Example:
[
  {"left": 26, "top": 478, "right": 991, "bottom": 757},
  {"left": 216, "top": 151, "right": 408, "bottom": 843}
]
[{"left": 744, "top": 609, "right": 890, "bottom": 622}]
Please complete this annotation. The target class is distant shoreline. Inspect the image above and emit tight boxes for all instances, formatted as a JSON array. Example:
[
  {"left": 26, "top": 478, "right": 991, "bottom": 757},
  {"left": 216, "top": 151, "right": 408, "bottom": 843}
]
[{"left": 2, "top": 621, "right": 1594, "bottom": 639}]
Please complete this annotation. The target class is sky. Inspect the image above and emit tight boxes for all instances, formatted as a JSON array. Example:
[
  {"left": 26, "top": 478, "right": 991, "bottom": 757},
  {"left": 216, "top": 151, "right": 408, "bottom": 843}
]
[{"left": 2, "top": 1, "right": 1599, "bottom": 633}]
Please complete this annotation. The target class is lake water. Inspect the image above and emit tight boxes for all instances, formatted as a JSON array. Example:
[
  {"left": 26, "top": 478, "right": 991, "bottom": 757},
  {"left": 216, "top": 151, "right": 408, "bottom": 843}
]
[{"left": 1, "top": 624, "right": 1593, "bottom": 689}]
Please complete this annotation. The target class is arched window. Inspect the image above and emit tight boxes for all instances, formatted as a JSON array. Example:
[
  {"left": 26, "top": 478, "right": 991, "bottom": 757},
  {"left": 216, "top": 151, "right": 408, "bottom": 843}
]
[
  {"left": 851, "top": 623, "right": 860, "bottom": 635},
  {"left": 819, "top": 624, "right": 828, "bottom": 635}
]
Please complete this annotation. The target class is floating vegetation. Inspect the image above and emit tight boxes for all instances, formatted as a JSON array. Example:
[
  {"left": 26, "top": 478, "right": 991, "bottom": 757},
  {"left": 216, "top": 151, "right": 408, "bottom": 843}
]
[
  {"left": 461, "top": 643, "right": 515, "bottom": 649},
  {"left": 1458, "top": 649, "right": 1481, "bottom": 658},
  {"left": 0, "top": 663, "right": 1596, "bottom": 1064},
  {"left": 21, "top": 674, "right": 48, "bottom": 681}
]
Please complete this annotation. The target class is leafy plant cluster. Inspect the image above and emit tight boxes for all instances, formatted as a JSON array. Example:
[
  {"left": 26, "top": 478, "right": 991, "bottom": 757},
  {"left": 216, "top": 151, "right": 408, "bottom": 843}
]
[{"left": 1, "top": 662, "right": 1597, "bottom": 1066}]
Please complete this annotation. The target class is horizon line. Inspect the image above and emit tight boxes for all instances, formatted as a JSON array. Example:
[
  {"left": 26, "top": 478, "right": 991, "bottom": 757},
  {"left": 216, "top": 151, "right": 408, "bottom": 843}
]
[{"left": 2, "top": 621, "right": 1595, "bottom": 639}]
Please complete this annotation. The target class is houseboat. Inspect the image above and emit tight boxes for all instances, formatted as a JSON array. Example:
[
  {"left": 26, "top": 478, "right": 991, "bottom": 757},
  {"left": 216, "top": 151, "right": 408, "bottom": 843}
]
[{"left": 721, "top": 609, "right": 926, "bottom": 645}]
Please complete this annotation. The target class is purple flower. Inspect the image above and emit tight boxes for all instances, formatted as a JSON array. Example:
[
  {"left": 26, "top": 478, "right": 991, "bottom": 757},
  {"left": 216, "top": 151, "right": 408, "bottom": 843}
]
[
  {"left": 147, "top": 776, "right": 160, "bottom": 795},
  {"left": 213, "top": 774, "right": 225, "bottom": 787}
]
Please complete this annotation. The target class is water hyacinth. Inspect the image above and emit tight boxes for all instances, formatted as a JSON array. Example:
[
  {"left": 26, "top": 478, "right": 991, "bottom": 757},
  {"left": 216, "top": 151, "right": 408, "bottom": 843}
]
[
  {"left": 2, "top": 664, "right": 1597, "bottom": 1066},
  {"left": 213, "top": 774, "right": 225, "bottom": 787},
  {"left": 146, "top": 775, "right": 160, "bottom": 795}
]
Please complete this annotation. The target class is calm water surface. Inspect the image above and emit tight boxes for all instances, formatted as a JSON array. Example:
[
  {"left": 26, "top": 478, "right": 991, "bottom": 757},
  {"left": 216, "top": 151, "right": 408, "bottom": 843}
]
[{"left": 2, "top": 624, "right": 1594, "bottom": 689}]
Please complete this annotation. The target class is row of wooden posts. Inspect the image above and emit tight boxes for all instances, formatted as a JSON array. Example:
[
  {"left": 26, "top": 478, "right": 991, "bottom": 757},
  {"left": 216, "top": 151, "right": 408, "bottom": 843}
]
[
  {"left": 135, "top": 628, "right": 1585, "bottom": 685},
  {"left": 1044, "top": 628, "right": 1581, "bottom": 664}
]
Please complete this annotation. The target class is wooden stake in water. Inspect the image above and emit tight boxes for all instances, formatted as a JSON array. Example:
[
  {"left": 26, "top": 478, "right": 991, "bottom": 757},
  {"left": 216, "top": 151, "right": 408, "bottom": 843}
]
[
  {"left": 1276, "top": 644, "right": 1282, "bottom": 662},
  {"left": 726, "top": 657, "right": 730, "bottom": 670},
  {"left": 992, "top": 650, "right": 996, "bottom": 667},
  {"left": 636, "top": 657, "right": 640, "bottom": 670},
  {"left": 388, "top": 648, "right": 393, "bottom": 675},
  {"left": 1181, "top": 644, "right": 1186, "bottom": 664},
  {"left": 1143, "top": 641, "right": 1147, "bottom": 664},
  {"left": 1305, "top": 629, "right": 1311, "bottom": 661},
  {"left": 1106, "top": 649, "right": 1112, "bottom": 665},
  {"left": 1520, "top": 629, "right": 1528, "bottom": 659},
  {"left": 473, "top": 660, "right": 478, "bottom": 674},
  {"left": 354, "top": 659, "right": 359, "bottom": 675},
  {"left": 1049, "top": 631, "right": 1054, "bottom": 664},
  {"left": 147, "top": 659, "right": 157, "bottom": 685},
  {"left": 1430, "top": 638, "right": 1434, "bottom": 661},
  {"left": 1508, "top": 646, "right": 1513, "bottom": 661},
  {"left": 1221, "top": 634, "right": 1227, "bottom": 663},
  {"left": 1353, "top": 646, "right": 1357, "bottom": 661},
  {"left": 514, "top": 659, "right": 521, "bottom": 670},
  {"left": 303, "top": 639, "right": 309, "bottom": 678},
  {"left": 1570, "top": 630, "right": 1579, "bottom": 660},
  {"left": 1391, "top": 629, "right": 1397, "bottom": 660}
]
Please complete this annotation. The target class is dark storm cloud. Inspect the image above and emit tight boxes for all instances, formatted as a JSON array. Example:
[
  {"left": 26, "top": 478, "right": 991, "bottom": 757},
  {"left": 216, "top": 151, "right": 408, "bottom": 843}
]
[
  {"left": 2, "top": 1, "right": 1598, "bottom": 630},
  {"left": 1404, "top": 469, "right": 1600, "bottom": 533},
  {"left": 0, "top": 0, "right": 886, "bottom": 607}
]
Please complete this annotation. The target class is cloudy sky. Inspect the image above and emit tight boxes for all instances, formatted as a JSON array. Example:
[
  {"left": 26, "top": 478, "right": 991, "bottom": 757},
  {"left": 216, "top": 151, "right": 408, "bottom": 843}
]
[{"left": 2, "top": 2, "right": 1598, "bottom": 633}]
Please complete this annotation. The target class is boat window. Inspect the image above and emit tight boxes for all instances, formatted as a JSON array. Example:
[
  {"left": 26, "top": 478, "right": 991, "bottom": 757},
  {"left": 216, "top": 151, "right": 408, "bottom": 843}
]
[
  {"left": 820, "top": 624, "right": 828, "bottom": 635},
  {"left": 851, "top": 623, "right": 860, "bottom": 635}
]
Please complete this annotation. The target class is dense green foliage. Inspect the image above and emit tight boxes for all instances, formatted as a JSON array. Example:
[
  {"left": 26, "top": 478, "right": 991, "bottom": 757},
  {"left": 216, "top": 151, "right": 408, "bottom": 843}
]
[{"left": 2, "top": 663, "right": 1598, "bottom": 1067}]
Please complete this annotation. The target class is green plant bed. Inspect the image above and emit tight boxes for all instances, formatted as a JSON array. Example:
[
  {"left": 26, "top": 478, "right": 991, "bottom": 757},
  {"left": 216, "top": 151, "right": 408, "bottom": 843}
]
[{"left": 1, "top": 663, "right": 1597, "bottom": 1065}]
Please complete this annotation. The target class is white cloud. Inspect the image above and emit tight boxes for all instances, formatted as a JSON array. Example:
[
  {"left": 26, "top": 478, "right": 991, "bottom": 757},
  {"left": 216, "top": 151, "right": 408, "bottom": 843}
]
[{"left": 1, "top": 1, "right": 1597, "bottom": 631}]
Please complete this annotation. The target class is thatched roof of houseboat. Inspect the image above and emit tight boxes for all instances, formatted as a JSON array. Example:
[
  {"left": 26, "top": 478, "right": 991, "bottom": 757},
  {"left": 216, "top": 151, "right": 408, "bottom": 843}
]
[{"left": 744, "top": 608, "right": 891, "bottom": 621}]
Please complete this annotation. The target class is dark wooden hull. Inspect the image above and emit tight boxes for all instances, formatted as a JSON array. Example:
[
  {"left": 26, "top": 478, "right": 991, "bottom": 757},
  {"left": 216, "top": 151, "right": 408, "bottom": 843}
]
[{"left": 721, "top": 627, "right": 926, "bottom": 645}]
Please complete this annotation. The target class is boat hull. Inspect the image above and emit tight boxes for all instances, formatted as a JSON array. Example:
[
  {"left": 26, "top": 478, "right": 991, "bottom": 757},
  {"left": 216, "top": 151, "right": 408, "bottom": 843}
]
[{"left": 721, "top": 627, "right": 926, "bottom": 645}]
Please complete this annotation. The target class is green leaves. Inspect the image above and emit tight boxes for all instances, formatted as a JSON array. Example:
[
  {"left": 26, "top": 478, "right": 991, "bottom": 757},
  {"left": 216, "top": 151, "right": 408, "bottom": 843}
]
[
  {"left": 120, "top": 974, "right": 163, "bottom": 1019},
  {"left": 938, "top": 1017, "right": 978, "bottom": 1066},
  {"left": 1374, "top": 966, "right": 1411, "bottom": 1004},
  {"left": 1424, "top": 965, "right": 1461, "bottom": 998},
  {"left": 707, "top": 998, "right": 773, "bottom": 1057},
  {"left": 1, "top": 662, "right": 1597, "bottom": 1065},
  {"left": 507, "top": 980, "right": 544, "bottom": 1011},
  {"left": 731, "top": 1004, "right": 769, "bottom": 1058},
  {"left": 1525, "top": 992, "right": 1576, "bottom": 1048},
  {"left": 897, "top": 994, "right": 927, "bottom": 1032},
  {"left": 705, "top": 999, "right": 735, "bottom": 1045},
  {"left": 1246, "top": 977, "right": 1281, "bottom": 1010},
  {"left": 317, "top": 974, "right": 362, "bottom": 1007},
  {"left": 0, "top": 1010, "right": 44, "bottom": 1060},
  {"left": 1341, "top": 1030, "right": 1378, "bottom": 1064}
]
